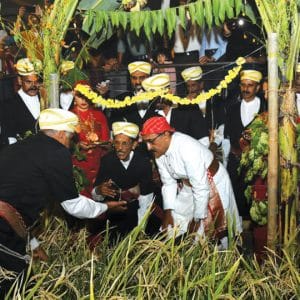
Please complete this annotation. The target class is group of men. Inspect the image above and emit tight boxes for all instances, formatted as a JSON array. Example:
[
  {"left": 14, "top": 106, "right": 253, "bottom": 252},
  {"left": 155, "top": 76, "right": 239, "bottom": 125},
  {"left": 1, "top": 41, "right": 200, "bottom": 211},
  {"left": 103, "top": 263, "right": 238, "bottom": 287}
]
[{"left": 0, "top": 54, "right": 285, "bottom": 297}]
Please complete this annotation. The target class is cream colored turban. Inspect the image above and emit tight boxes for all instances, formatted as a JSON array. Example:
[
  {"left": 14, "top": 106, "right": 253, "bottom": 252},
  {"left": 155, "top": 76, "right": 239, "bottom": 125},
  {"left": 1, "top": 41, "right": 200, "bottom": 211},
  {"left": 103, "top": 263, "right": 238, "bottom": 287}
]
[
  {"left": 128, "top": 61, "right": 151, "bottom": 75},
  {"left": 112, "top": 121, "right": 139, "bottom": 139},
  {"left": 39, "top": 108, "right": 78, "bottom": 133},
  {"left": 181, "top": 66, "right": 203, "bottom": 82},
  {"left": 296, "top": 63, "right": 300, "bottom": 73},
  {"left": 240, "top": 70, "right": 262, "bottom": 83},
  {"left": 16, "top": 58, "right": 42, "bottom": 76},
  {"left": 141, "top": 73, "right": 170, "bottom": 92}
]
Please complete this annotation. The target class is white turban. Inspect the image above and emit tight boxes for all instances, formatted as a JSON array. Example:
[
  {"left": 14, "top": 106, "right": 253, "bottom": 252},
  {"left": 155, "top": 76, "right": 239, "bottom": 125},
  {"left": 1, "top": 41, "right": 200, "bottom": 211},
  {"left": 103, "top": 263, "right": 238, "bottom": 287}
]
[
  {"left": 112, "top": 121, "right": 139, "bottom": 139},
  {"left": 16, "top": 58, "right": 42, "bottom": 76},
  {"left": 128, "top": 61, "right": 151, "bottom": 75},
  {"left": 39, "top": 108, "right": 78, "bottom": 133},
  {"left": 240, "top": 70, "right": 262, "bottom": 83},
  {"left": 142, "top": 73, "right": 170, "bottom": 92},
  {"left": 181, "top": 66, "right": 203, "bottom": 82},
  {"left": 296, "top": 63, "right": 300, "bottom": 73}
]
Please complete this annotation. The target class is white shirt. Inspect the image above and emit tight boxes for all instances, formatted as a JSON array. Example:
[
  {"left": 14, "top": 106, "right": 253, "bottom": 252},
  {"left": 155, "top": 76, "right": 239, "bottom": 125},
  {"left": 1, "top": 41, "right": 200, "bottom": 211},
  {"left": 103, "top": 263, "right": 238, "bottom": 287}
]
[
  {"left": 156, "top": 132, "right": 213, "bottom": 219},
  {"left": 161, "top": 0, "right": 170, "bottom": 9},
  {"left": 18, "top": 89, "right": 40, "bottom": 120},
  {"left": 174, "top": 22, "right": 202, "bottom": 53},
  {"left": 120, "top": 151, "right": 134, "bottom": 169},
  {"left": 60, "top": 91, "right": 74, "bottom": 110},
  {"left": 241, "top": 96, "right": 260, "bottom": 127}
]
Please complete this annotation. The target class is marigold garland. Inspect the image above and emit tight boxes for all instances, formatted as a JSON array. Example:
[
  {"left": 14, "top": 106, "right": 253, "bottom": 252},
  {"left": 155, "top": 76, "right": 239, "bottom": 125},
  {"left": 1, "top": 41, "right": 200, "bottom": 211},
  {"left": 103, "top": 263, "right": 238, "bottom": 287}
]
[{"left": 74, "top": 57, "right": 246, "bottom": 109}]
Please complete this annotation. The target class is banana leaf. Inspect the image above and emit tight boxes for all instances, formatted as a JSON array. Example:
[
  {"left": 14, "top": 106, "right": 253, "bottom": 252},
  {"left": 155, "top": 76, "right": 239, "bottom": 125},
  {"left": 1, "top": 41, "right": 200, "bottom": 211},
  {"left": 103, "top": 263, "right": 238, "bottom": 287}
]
[{"left": 79, "top": 0, "right": 121, "bottom": 49}]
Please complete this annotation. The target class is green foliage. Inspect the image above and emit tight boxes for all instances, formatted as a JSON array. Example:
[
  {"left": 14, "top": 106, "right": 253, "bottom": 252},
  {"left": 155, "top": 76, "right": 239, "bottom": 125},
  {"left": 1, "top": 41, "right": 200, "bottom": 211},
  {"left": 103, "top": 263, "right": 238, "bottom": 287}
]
[
  {"left": 4, "top": 217, "right": 300, "bottom": 299},
  {"left": 239, "top": 113, "right": 269, "bottom": 182},
  {"left": 80, "top": 0, "right": 258, "bottom": 44},
  {"left": 73, "top": 165, "right": 90, "bottom": 192}
]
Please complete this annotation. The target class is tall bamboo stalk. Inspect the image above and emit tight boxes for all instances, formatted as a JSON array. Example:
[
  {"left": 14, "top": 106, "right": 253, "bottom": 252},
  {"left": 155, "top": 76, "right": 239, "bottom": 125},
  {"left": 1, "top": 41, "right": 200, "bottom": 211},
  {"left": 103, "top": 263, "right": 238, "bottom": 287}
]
[
  {"left": 255, "top": 0, "right": 299, "bottom": 248},
  {"left": 267, "top": 33, "right": 278, "bottom": 250}
]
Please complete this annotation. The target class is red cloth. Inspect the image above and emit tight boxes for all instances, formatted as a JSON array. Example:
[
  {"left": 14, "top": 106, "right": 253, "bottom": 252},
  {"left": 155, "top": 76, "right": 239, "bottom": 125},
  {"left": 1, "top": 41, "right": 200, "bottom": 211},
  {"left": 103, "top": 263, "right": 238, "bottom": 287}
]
[
  {"left": 141, "top": 116, "right": 175, "bottom": 136},
  {"left": 72, "top": 108, "right": 109, "bottom": 197}
]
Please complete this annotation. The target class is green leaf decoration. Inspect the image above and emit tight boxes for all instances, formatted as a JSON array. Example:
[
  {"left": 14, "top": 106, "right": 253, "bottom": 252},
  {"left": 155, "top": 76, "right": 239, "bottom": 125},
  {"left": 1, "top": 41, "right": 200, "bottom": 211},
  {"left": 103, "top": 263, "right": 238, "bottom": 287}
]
[
  {"left": 166, "top": 7, "right": 177, "bottom": 39},
  {"left": 234, "top": 0, "right": 243, "bottom": 17},
  {"left": 204, "top": 0, "right": 213, "bottom": 29},
  {"left": 83, "top": 10, "right": 94, "bottom": 33},
  {"left": 110, "top": 11, "right": 120, "bottom": 27},
  {"left": 151, "top": 11, "right": 158, "bottom": 34},
  {"left": 244, "top": 3, "right": 257, "bottom": 24},
  {"left": 119, "top": 12, "right": 128, "bottom": 30},
  {"left": 218, "top": 0, "right": 226, "bottom": 23},
  {"left": 156, "top": 9, "right": 165, "bottom": 36},
  {"left": 212, "top": 0, "right": 220, "bottom": 26},
  {"left": 224, "top": 0, "right": 234, "bottom": 20},
  {"left": 178, "top": 5, "right": 186, "bottom": 30},
  {"left": 130, "top": 11, "right": 141, "bottom": 36},
  {"left": 143, "top": 11, "right": 152, "bottom": 41},
  {"left": 195, "top": 0, "right": 204, "bottom": 27},
  {"left": 228, "top": 0, "right": 235, "bottom": 7},
  {"left": 94, "top": 11, "right": 103, "bottom": 32},
  {"left": 212, "top": 0, "right": 220, "bottom": 19},
  {"left": 102, "top": 10, "right": 109, "bottom": 28},
  {"left": 188, "top": 2, "right": 196, "bottom": 25}
]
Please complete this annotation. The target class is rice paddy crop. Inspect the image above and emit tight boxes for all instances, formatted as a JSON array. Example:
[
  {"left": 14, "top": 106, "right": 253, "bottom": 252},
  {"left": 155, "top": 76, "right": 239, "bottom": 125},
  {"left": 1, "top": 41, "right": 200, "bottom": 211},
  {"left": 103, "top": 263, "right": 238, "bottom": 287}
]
[{"left": 2, "top": 217, "right": 299, "bottom": 299}]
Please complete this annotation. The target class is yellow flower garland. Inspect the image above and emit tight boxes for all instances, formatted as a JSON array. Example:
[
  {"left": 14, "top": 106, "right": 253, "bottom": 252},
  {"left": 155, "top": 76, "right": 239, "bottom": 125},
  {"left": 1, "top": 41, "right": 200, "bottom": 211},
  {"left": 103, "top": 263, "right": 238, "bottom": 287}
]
[{"left": 74, "top": 57, "right": 246, "bottom": 109}]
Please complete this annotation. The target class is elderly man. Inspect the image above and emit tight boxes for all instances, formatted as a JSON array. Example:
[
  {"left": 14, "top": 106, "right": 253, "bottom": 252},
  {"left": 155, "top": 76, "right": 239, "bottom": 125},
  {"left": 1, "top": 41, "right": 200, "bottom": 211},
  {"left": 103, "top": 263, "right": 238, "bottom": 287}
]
[
  {"left": 224, "top": 69, "right": 267, "bottom": 219},
  {"left": 182, "top": 66, "right": 227, "bottom": 163},
  {"left": 141, "top": 116, "right": 241, "bottom": 245},
  {"left": 111, "top": 61, "right": 157, "bottom": 129},
  {"left": 3, "top": 58, "right": 42, "bottom": 144},
  {"left": 142, "top": 73, "right": 209, "bottom": 146},
  {"left": 92, "top": 121, "right": 160, "bottom": 236},
  {"left": 0, "top": 108, "right": 126, "bottom": 297}
]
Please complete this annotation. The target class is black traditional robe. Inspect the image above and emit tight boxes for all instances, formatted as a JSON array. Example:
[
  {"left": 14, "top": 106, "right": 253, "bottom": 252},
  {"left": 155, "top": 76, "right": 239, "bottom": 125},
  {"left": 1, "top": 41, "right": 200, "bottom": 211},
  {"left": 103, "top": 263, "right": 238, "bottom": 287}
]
[
  {"left": 94, "top": 150, "right": 155, "bottom": 235},
  {"left": 0, "top": 133, "right": 78, "bottom": 296},
  {"left": 3, "top": 93, "right": 39, "bottom": 139},
  {"left": 224, "top": 98, "right": 267, "bottom": 217},
  {"left": 170, "top": 107, "right": 209, "bottom": 140}
]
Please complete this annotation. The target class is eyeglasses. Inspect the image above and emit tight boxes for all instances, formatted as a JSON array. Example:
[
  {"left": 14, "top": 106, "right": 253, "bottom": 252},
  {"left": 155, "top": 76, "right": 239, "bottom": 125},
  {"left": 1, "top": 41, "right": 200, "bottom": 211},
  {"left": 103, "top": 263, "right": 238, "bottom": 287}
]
[
  {"left": 113, "top": 140, "right": 133, "bottom": 148},
  {"left": 143, "top": 132, "right": 165, "bottom": 145}
]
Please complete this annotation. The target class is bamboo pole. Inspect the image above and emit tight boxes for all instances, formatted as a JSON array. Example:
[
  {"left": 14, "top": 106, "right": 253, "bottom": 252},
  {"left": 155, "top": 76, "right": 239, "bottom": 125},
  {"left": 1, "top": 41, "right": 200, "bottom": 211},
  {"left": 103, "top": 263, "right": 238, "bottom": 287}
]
[
  {"left": 267, "top": 33, "right": 279, "bottom": 250},
  {"left": 49, "top": 73, "right": 59, "bottom": 108}
]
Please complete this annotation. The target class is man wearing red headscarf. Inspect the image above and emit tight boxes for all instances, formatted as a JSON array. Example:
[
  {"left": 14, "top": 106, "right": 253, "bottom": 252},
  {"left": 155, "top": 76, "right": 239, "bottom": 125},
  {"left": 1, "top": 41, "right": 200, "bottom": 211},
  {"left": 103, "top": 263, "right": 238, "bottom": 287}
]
[{"left": 141, "top": 117, "right": 241, "bottom": 245}]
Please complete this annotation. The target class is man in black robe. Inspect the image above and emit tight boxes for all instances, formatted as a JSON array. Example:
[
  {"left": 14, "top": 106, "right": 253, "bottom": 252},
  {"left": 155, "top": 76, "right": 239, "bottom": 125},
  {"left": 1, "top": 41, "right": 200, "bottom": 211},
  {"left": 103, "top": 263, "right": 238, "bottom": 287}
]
[
  {"left": 181, "top": 66, "right": 227, "bottom": 158},
  {"left": 3, "top": 58, "right": 42, "bottom": 143},
  {"left": 93, "top": 121, "right": 160, "bottom": 237},
  {"left": 141, "top": 73, "right": 209, "bottom": 145},
  {"left": 110, "top": 61, "right": 158, "bottom": 129},
  {"left": 224, "top": 70, "right": 267, "bottom": 219},
  {"left": 0, "top": 108, "right": 126, "bottom": 297}
]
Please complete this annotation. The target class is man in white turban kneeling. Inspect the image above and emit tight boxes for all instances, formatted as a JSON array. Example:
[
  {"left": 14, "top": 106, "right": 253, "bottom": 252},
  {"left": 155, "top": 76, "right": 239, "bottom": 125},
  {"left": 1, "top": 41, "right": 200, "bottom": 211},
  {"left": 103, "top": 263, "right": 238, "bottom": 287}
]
[{"left": 92, "top": 121, "right": 161, "bottom": 239}]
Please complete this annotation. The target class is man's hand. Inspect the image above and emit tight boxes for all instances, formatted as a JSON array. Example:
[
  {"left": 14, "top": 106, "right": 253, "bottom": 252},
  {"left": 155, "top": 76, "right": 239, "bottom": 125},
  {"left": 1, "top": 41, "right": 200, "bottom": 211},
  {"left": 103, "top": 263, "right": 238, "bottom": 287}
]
[
  {"left": 32, "top": 246, "right": 48, "bottom": 261},
  {"left": 106, "top": 200, "right": 127, "bottom": 213},
  {"left": 188, "top": 219, "right": 201, "bottom": 234},
  {"left": 199, "top": 56, "right": 215, "bottom": 64},
  {"left": 95, "top": 180, "right": 117, "bottom": 198},
  {"left": 161, "top": 209, "right": 174, "bottom": 230},
  {"left": 96, "top": 82, "right": 109, "bottom": 96},
  {"left": 79, "top": 141, "right": 96, "bottom": 150}
]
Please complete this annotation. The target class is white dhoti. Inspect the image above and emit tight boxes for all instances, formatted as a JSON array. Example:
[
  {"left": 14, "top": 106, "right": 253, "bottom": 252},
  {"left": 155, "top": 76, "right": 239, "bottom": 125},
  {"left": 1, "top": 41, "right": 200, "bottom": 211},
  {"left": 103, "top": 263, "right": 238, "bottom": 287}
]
[{"left": 166, "top": 162, "right": 242, "bottom": 238}]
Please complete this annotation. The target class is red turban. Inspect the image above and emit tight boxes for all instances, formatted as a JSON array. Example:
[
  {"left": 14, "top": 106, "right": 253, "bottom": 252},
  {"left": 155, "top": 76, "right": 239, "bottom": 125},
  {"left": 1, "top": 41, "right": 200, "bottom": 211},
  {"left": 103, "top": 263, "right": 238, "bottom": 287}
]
[{"left": 141, "top": 117, "right": 175, "bottom": 136}]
